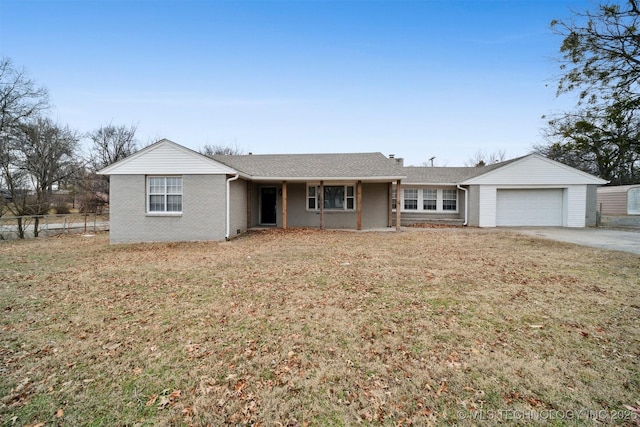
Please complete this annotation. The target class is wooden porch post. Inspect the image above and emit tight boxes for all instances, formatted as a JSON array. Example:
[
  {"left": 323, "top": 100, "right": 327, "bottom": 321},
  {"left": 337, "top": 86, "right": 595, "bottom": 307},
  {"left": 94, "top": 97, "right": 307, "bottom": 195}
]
[
  {"left": 356, "top": 180, "right": 362, "bottom": 230},
  {"left": 319, "top": 180, "right": 324, "bottom": 230},
  {"left": 246, "top": 181, "right": 252, "bottom": 229},
  {"left": 282, "top": 181, "right": 288, "bottom": 230},
  {"left": 388, "top": 182, "right": 393, "bottom": 227},
  {"left": 396, "top": 180, "right": 402, "bottom": 231}
]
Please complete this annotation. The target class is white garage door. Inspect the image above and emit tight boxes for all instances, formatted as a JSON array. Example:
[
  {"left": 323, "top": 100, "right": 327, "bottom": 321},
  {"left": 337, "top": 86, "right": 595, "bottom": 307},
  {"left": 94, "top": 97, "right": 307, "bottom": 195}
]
[{"left": 496, "top": 189, "right": 564, "bottom": 226}]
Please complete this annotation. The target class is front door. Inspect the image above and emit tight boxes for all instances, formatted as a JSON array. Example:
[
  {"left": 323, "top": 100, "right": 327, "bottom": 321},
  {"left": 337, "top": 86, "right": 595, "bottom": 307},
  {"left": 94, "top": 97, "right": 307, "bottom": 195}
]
[{"left": 260, "top": 187, "right": 277, "bottom": 225}]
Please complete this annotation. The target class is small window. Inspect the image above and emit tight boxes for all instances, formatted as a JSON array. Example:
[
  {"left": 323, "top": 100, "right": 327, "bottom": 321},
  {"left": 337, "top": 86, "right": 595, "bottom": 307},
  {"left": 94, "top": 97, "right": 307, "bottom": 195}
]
[
  {"left": 391, "top": 188, "right": 397, "bottom": 210},
  {"left": 423, "top": 189, "right": 437, "bottom": 210},
  {"left": 346, "top": 186, "right": 355, "bottom": 210},
  {"left": 442, "top": 189, "right": 457, "bottom": 211},
  {"left": 308, "top": 185, "right": 316, "bottom": 209},
  {"left": 148, "top": 176, "right": 182, "bottom": 213},
  {"left": 404, "top": 188, "right": 418, "bottom": 210}
]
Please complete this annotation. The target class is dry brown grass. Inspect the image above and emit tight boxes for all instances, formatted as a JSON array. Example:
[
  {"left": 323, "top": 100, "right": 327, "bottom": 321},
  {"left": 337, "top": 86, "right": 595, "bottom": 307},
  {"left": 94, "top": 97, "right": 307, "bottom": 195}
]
[{"left": 1, "top": 228, "right": 639, "bottom": 426}]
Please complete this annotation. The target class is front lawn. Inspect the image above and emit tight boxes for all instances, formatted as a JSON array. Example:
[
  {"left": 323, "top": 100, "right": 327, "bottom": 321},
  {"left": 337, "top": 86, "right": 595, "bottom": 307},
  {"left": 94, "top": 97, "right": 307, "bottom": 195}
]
[{"left": 1, "top": 228, "right": 639, "bottom": 425}]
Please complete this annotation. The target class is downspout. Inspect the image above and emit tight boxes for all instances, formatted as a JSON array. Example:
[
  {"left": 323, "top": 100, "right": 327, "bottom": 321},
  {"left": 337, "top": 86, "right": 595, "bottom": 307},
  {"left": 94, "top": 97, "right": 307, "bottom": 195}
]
[
  {"left": 457, "top": 184, "right": 468, "bottom": 226},
  {"left": 226, "top": 174, "right": 240, "bottom": 240}
]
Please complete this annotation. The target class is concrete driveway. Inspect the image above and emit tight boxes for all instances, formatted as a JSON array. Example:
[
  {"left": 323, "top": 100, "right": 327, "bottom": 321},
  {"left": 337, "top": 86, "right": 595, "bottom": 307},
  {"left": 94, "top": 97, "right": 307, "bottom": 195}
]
[{"left": 510, "top": 227, "right": 640, "bottom": 255}]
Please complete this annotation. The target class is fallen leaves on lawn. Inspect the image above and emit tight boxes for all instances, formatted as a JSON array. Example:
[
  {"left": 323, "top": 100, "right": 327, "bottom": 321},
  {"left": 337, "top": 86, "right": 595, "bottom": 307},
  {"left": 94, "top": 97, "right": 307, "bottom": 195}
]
[
  {"left": 146, "top": 389, "right": 182, "bottom": 410},
  {"left": 2, "top": 229, "right": 639, "bottom": 425}
]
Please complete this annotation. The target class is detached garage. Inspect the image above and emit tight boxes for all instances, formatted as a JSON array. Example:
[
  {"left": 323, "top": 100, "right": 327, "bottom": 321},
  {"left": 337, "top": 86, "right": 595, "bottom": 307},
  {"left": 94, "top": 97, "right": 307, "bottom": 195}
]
[{"left": 463, "top": 154, "right": 608, "bottom": 228}]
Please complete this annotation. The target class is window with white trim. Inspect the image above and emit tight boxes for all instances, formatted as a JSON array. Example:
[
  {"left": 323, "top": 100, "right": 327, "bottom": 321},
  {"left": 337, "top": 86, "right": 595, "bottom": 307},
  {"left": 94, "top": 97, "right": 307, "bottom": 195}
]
[
  {"left": 148, "top": 176, "right": 183, "bottom": 213},
  {"left": 307, "top": 184, "right": 356, "bottom": 211},
  {"left": 346, "top": 186, "right": 355, "bottom": 209},
  {"left": 308, "top": 185, "right": 316, "bottom": 209},
  {"left": 423, "top": 189, "right": 437, "bottom": 210},
  {"left": 403, "top": 188, "right": 418, "bottom": 210},
  {"left": 393, "top": 186, "right": 458, "bottom": 213},
  {"left": 324, "top": 185, "right": 344, "bottom": 209},
  {"left": 442, "top": 189, "right": 457, "bottom": 211}
]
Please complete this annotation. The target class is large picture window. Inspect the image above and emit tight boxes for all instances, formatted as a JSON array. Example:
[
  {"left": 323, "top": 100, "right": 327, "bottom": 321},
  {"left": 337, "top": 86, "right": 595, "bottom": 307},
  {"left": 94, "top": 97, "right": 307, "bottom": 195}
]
[
  {"left": 148, "top": 176, "right": 182, "bottom": 213},
  {"left": 324, "top": 185, "right": 345, "bottom": 209},
  {"left": 307, "top": 184, "right": 356, "bottom": 211}
]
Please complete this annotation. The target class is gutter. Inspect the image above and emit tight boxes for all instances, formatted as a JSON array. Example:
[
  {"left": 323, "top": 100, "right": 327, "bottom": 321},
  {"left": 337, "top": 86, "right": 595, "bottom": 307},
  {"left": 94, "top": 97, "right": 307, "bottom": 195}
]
[
  {"left": 457, "top": 184, "right": 468, "bottom": 226},
  {"left": 225, "top": 174, "right": 240, "bottom": 240}
]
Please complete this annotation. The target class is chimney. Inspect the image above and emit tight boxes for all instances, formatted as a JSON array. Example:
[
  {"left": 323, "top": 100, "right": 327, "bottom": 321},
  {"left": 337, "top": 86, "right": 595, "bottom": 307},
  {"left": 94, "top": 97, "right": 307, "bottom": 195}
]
[{"left": 395, "top": 158, "right": 404, "bottom": 166}]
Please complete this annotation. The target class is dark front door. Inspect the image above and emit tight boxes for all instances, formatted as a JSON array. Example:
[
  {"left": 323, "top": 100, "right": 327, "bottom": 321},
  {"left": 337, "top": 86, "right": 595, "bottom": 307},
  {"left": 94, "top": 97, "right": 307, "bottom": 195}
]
[{"left": 260, "top": 187, "right": 277, "bottom": 225}]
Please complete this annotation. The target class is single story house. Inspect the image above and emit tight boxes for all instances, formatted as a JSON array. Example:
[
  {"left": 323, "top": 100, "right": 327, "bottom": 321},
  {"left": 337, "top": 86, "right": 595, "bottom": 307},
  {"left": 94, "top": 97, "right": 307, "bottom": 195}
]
[
  {"left": 596, "top": 184, "right": 640, "bottom": 216},
  {"left": 98, "top": 139, "right": 608, "bottom": 244}
]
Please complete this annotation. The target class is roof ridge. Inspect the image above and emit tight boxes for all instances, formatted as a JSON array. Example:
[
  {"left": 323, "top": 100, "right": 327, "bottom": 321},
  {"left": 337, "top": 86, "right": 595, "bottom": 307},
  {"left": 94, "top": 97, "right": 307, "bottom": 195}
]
[{"left": 213, "top": 152, "right": 385, "bottom": 157}]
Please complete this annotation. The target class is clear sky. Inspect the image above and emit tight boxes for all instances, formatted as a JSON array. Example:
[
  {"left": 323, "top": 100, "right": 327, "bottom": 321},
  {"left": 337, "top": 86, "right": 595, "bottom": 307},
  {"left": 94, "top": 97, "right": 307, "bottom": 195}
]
[{"left": 1, "top": 0, "right": 597, "bottom": 166}]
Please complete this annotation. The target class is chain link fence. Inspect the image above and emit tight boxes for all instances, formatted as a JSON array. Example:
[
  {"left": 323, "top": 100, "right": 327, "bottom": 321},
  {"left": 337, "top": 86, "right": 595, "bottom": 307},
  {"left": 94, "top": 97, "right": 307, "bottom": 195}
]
[{"left": 0, "top": 213, "right": 109, "bottom": 240}]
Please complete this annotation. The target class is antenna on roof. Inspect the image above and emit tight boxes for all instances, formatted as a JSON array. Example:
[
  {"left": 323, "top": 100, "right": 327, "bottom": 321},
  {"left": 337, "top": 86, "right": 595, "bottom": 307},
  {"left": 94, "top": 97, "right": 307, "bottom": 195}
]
[{"left": 429, "top": 156, "right": 436, "bottom": 167}]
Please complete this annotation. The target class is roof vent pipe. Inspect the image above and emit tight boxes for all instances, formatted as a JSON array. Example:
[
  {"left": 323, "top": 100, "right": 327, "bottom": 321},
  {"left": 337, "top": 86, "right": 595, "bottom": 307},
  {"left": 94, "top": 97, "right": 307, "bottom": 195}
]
[{"left": 389, "top": 154, "right": 395, "bottom": 159}]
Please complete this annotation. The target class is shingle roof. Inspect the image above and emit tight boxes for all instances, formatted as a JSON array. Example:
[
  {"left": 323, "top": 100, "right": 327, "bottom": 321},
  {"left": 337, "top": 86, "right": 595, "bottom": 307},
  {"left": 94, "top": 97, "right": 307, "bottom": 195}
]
[
  {"left": 210, "top": 151, "right": 529, "bottom": 184},
  {"left": 402, "top": 156, "right": 524, "bottom": 184},
  {"left": 403, "top": 167, "right": 479, "bottom": 184},
  {"left": 211, "top": 152, "right": 406, "bottom": 180}
]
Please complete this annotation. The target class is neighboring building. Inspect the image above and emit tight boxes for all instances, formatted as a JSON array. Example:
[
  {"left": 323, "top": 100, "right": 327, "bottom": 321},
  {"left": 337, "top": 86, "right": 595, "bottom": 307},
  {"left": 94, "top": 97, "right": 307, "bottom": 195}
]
[
  {"left": 597, "top": 185, "right": 640, "bottom": 216},
  {"left": 99, "top": 139, "right": 608, "bottom": 244}
]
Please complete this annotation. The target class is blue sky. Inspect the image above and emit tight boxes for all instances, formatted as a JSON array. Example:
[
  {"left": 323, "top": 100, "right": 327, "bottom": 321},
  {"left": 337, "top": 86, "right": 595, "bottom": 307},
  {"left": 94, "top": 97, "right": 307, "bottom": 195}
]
[{"left": 1, "top": 0, "right": 596, "bottom": 166}]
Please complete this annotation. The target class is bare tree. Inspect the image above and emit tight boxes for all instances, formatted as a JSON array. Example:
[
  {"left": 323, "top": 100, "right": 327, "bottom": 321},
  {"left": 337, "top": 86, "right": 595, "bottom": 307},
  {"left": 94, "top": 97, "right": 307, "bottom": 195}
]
[
  {"left": 464, "top": 150, "right": 507, "bottom": 167},
  {"left": 88, "top": 122, "right": 138, "bottom": 170},
  {"left": 200, "top": 142, "right": 243, "bottom": 156},
  {"left": 4, "top": 117, "right": 80, "bottom": 237},
  {"left": 0, "top": 57, "right": 49, "bottom": 235},
  {"left": 0, "top": 57, "right": 49, "bottom": 136},
  {"left": 81, "top": 123, "right": 139, "bottom": 210},
  {"left": 0, "top": 137, "right": 30, "bottom": 230}
]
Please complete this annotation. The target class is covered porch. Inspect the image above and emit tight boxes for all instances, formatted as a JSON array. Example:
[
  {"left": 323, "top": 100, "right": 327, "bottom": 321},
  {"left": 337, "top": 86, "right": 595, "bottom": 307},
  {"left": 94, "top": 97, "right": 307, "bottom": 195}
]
[{"left": 243, "top": 179, "right": 404, "bottom": 231}]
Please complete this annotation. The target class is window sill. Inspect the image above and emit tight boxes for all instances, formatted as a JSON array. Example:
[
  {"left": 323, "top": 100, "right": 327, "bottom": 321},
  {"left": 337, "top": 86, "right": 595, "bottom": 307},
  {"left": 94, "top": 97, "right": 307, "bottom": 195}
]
[
  {"left": 393, "top": 210, "right": 459, "bottom": 214},
  {"left": 146, "top": 212, "right": 183, "bottom": 217},
  {"left": 306, "top": 210, "right": 357, "bottom": 213}
]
